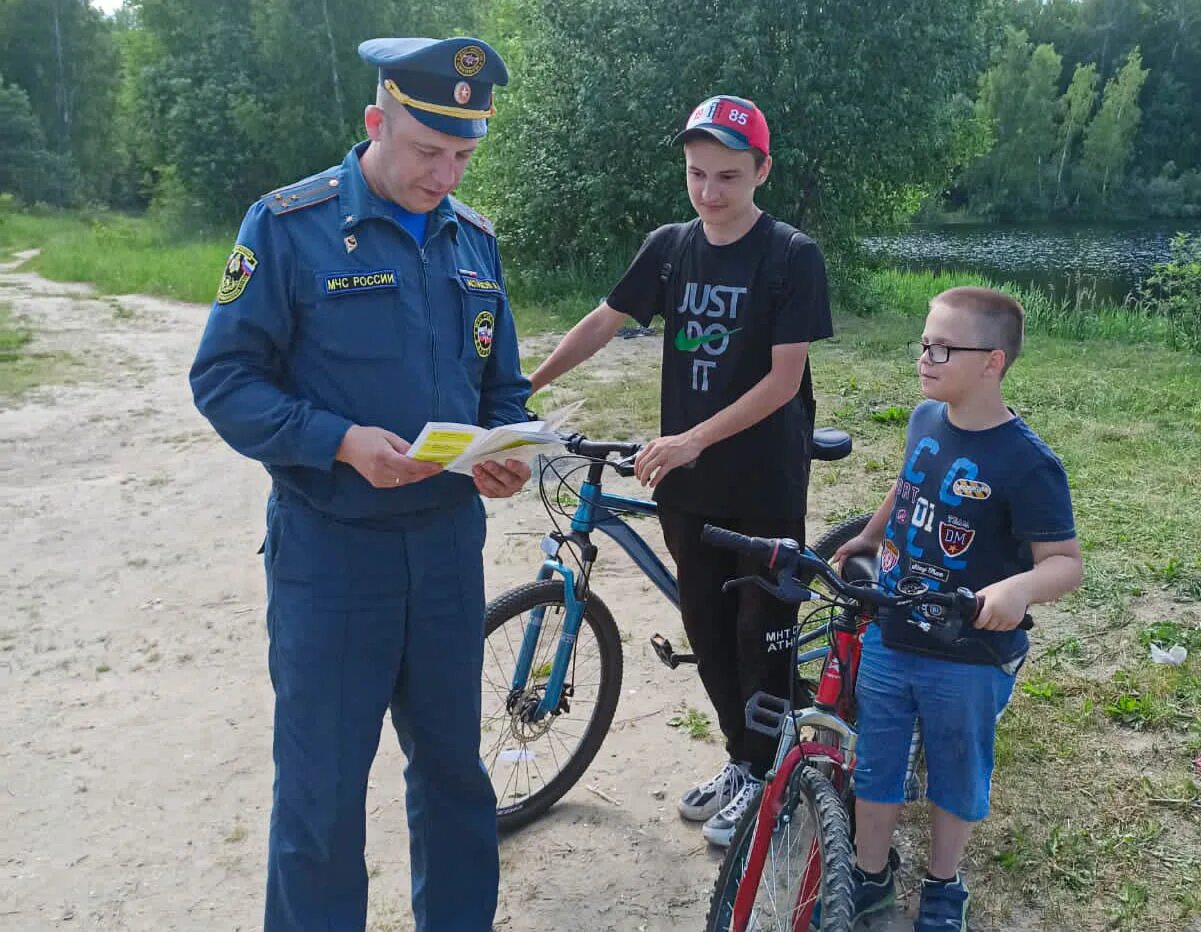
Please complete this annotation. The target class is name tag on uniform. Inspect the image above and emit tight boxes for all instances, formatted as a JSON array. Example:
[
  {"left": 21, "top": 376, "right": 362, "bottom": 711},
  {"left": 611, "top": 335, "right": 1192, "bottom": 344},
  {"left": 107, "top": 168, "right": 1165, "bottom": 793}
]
[
  {"left": 458, "top": 272, "right": 503, "bottom": 293},
  {"left": 322, "top": 269, "right": 399, "bottom": 295}
]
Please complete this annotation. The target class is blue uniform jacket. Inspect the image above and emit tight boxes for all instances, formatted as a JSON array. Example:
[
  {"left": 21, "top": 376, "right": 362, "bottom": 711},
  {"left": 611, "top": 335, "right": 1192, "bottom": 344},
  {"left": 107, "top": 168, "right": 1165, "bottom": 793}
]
[{"left": 189, "top": 141, "right": 530, "bottom": 522}]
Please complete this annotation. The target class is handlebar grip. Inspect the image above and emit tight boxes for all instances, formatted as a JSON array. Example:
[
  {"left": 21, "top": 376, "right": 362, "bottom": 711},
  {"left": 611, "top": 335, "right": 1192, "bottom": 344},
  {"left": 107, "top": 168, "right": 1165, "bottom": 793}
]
[
  {"left": 701, "top": 524, "right": 779, "bottom": 567},
  {"left": 972, "top": 594, "right": 1035, "bottom": 630}
]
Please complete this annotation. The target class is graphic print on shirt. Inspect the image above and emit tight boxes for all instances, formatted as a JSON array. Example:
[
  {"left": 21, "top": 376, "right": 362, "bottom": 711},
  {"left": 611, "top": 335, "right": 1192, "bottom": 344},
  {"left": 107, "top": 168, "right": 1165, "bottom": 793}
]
[
  {"left": 673, "top": 281, "right": 747, "bottom": 392},
  {"left": 884, "top": 439, "right": 985, "bottom": 603}
]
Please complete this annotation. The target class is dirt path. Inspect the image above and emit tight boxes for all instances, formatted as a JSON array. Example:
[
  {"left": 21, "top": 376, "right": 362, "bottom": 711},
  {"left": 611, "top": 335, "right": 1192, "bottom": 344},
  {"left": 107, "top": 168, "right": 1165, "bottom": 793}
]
[{"left": 0, "top": 255, "right": 923, "bottom": 931}]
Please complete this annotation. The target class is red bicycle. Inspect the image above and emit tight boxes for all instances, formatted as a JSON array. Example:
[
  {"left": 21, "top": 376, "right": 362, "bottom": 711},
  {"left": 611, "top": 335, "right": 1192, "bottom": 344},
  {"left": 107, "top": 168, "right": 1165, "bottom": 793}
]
[{"left": 695, "top": 526, "right": 1032, "bottom": 932}]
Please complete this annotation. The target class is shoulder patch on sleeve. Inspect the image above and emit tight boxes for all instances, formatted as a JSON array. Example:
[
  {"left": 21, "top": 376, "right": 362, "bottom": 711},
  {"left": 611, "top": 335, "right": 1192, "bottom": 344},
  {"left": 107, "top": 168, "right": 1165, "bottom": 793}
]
[
  {"left": 262, "top": 171, "right": 340, "bottom": 216},
  {"left": 216, "top": 244, "right": 258, "bottom": 304},
  {"left": 450, "top": 196, "right": 495, "bottom": 237}
]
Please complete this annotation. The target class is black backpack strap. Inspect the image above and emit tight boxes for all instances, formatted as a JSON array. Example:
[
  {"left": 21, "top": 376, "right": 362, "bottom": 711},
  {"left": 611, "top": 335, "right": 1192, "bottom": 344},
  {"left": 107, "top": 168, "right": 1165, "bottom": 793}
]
[
  {"left": 657, "top": 219, "right": 701, "bottom": 290},
  {"left": 761, "top": 221, "right": 817, "bottom": 432}
]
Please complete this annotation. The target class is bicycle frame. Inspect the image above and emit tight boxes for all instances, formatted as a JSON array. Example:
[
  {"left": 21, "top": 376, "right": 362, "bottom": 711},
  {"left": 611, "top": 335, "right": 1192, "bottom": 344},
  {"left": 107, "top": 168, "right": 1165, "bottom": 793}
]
[
  {"left": 507, "top": 452, "right": 846, "bottom": 729},
  {"left": 510, "top": 468, "right": 679, "bottom": 720}
]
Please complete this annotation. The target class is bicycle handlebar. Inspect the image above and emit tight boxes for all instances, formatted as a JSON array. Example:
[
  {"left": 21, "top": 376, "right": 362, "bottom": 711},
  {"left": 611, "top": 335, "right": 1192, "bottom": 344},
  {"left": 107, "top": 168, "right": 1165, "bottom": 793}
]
[
  {"left": 698, "top": 523, "right": 783, "bottom": 569},
  {"left": 563, "top": 434, "right": 643, "bottom": 460},
  {"left": 699, "top": 524, "right": 1034, "bottom": 638},
  {"left": 560, "top": 434, "right": 642, "bottom": 477}
]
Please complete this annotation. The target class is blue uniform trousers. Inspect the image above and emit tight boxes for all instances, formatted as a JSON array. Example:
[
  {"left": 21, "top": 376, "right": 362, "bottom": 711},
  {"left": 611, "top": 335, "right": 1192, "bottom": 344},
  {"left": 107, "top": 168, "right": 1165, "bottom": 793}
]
[{"left": 262, "top": 492, "right": 497, "bottom": 931}]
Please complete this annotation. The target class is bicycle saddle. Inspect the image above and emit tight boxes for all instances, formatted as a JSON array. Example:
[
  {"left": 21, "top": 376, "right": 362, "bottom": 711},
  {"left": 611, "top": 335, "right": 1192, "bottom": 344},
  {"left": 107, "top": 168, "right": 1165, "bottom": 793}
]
[
  {"left": 841, "top": 552, "right": 878, "bottom": 585},
  {"left": 812, "top": 427, "right": 852, "bottom": 461}
]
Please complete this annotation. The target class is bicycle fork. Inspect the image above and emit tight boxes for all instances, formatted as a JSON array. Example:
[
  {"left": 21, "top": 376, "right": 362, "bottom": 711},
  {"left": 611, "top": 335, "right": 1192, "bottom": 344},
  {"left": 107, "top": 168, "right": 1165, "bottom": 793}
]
[
  {"left": 733, "top": 699, "right": 858, "bottom": 931},
  {"left": 508, "top": 538, "right": 594, "bottom": 722}
]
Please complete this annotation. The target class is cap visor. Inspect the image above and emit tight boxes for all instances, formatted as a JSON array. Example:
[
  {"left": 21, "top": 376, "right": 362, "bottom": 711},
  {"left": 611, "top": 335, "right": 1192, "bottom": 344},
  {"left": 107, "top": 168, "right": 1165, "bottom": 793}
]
[
  {"left": 671, "top": 125, "right": 751, "bottom": 150},
  {"left": 406, "top": 106, "right": 488, "bottom": 139}
]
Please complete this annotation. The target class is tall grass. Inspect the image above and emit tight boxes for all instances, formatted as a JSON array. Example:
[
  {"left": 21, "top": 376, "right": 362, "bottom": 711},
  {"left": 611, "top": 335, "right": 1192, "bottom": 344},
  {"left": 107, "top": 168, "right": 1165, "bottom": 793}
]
[
  {"left": 852, "top": 266, "right": 1172, "bottom": 345},
  {"left": 0, "top": 206, "right": 232, "bottom": 304}
]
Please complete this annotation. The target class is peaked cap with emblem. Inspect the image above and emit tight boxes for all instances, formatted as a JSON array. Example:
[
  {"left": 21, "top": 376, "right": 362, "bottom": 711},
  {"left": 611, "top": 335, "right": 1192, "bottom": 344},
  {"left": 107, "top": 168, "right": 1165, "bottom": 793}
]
[{"left": 358, "top": 36, "right": 509, "bottom": 139}]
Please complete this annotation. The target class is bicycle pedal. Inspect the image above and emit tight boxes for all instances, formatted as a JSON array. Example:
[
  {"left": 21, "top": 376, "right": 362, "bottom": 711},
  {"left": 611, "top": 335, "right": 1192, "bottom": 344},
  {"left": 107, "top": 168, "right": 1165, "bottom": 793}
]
[
  {"left": 650, "top": 633, "right": 696, "bottom": 670},
  {"left": 745, "top": 691, "right": 789, "bottom": 738}
]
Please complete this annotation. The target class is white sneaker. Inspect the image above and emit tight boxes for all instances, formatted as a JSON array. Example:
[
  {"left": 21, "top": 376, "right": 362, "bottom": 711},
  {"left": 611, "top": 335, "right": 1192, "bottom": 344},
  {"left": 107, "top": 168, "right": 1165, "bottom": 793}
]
[
  {"left": 702, "top": 773, "right": 764, "bottom": 848},
  {"left": 677, "top": 760, "right": 749, "bottom": 822}
]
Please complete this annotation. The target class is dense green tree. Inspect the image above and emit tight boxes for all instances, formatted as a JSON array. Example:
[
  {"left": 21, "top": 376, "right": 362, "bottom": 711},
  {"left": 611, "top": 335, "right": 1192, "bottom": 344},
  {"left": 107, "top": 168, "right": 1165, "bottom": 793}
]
[
  {"left": 4, "top": 0, "right": 1200, "bottom": 235},
  {"left": 0, "top": 0, "right": 121, "bottom": 200},
  {"left": 114, "top": 0, "right": 488, "bottom": 225},
  {"left": 0, "top": 74, "right": 78, "bottom": 204},
  {"left": 469, "top": 0, "right": 988, "bottom": 267},
  {"left": 961, "top": 29, "right": 1063, "bottom": 214},
  {"left": 1081, "top": 48, "right": 1149, "bottom": 203},
  {"left": 1056, "top": 63, "right": 1099, "bottom": 206}
]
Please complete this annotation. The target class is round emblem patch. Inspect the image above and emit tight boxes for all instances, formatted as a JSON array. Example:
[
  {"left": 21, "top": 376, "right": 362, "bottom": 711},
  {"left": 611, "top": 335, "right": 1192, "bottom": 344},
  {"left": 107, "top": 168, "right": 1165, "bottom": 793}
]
[
  {"left": 454, "top": 80, "right": 472, "bottom": 105},
  {"left": 454, "top": 45, "right": 486, "bottom": 77},
  {"left": 473, "top": 310, "right": 495, "bottom": 358},
  {"left": 216, "top": 244, "right": 258, "bottom": 305}
]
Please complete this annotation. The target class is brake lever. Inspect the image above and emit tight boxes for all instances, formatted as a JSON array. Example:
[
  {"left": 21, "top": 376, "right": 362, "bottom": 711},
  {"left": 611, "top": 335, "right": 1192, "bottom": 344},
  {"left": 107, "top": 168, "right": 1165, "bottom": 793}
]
[
  {"left": 720, "top": 571, "right": 797, "bottom": 600},
  {"left": 721, "top": 575, "right": 780, "bottom": 596},
  {"left": 612, "top": 454, "right": 637, "bottom": 477},
  {"left": 722, "top": 574, "right": 816, "bottom": 604}
]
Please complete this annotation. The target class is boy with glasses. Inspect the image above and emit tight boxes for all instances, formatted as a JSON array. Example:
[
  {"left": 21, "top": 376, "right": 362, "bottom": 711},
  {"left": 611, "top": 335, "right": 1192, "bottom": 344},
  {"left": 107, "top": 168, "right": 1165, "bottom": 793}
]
[{"left": 829, "top": 286, "right": 1082, "bottom": 931}]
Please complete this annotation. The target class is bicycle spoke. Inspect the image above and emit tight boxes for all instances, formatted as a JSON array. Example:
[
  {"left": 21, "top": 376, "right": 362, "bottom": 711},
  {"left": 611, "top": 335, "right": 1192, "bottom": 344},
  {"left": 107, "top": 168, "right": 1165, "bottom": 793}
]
[
  {"left": 740, "top": 773, "right": 823, "bottom": 932},
  {"left": 484, "top": 584, "right": 621, "bottom": 826}
]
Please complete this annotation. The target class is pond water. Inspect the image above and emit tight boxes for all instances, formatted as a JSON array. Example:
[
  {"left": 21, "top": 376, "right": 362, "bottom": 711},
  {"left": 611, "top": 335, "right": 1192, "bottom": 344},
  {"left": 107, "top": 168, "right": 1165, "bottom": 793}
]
[{"left": 860, "top": 221, "right": 1201, "bottom": 303}]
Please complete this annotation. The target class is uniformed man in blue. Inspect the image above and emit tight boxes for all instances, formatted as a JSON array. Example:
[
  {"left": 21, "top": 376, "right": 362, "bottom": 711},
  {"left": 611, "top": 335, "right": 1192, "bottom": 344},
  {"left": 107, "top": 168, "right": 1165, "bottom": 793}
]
[{"left": 189, "top": 36, "right": 530, "bottom": 932}]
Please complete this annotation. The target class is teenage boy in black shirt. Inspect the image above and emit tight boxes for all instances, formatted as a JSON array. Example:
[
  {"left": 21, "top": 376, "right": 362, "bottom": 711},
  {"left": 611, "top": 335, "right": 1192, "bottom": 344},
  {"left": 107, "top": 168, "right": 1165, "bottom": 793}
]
[{"left": 529, "top": 95, "right": 833, "bottom": 846}]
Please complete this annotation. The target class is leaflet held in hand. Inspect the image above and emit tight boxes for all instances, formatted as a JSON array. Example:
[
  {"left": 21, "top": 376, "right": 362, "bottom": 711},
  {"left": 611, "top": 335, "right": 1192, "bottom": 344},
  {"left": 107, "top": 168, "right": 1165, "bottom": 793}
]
[{"left": 406, "top": 402, "right": 581, "bottom": 475}]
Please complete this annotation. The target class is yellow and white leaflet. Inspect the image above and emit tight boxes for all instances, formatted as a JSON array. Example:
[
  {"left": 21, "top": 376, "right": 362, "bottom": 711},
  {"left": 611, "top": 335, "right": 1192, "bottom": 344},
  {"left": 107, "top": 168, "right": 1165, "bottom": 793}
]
[{"left": 406, "top": 401, "right": 581, "bottom": 475}]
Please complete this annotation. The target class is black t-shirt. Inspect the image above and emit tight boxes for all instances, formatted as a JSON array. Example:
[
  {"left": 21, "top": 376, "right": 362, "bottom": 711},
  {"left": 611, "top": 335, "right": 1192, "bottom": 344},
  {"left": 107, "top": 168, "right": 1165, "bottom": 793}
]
[{"left": 607, "top": 214, "right": 833, "bottom": 518}]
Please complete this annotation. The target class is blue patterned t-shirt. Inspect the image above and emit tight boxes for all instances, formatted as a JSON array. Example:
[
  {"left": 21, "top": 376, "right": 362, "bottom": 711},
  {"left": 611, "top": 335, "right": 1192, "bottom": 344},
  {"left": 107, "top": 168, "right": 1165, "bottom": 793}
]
[{"left": 877, "top": 400, "right": 1076, "bottom": 665}]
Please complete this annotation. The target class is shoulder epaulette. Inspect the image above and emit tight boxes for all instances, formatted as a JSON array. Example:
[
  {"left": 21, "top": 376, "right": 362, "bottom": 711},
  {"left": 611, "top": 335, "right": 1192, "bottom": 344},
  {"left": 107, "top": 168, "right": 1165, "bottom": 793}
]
[
  {"left": 450, "top": 196, "right": 495, "bottom": 237},
  {"left": 262, "top": 170, "right": 340, "bottom": 216}
]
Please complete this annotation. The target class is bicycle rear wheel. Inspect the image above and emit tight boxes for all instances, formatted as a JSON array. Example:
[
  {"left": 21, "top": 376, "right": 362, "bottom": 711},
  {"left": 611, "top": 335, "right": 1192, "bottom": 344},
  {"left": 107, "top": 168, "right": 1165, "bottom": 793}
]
[
  {"left": 706, "top": 763, "right": 854, "bottom": 932},
  {"left": 481, "top": 580, "right": 623, "bottom": 831}
]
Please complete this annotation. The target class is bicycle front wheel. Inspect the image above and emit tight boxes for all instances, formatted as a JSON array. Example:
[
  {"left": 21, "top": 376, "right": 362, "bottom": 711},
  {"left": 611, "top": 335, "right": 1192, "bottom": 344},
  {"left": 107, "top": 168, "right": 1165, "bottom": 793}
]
[
  {"left": 706, "top": 763, "right": 854, "bottom": 932},
  {"left": 480, "top": 580, "right": 623, "bottom": 831}
]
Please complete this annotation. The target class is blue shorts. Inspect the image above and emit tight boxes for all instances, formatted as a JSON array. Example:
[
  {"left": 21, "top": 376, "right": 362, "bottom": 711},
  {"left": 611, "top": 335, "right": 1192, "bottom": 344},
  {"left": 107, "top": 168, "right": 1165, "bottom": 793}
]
[{"left": 853, "top": 624, "right": 1016, "bottom": 822}]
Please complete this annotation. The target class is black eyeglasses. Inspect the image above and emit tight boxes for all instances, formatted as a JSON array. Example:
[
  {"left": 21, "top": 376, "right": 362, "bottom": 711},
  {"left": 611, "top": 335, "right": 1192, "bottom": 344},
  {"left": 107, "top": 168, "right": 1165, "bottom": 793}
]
[{"left": 908, "top": 341, "right": 995, "bottom": 364}]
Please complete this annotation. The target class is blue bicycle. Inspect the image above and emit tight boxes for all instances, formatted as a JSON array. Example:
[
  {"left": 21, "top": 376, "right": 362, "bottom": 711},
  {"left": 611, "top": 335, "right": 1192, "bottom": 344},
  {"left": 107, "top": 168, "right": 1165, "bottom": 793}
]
[{"left": 480, "top": 430, "right": 870, "bottom": 830}]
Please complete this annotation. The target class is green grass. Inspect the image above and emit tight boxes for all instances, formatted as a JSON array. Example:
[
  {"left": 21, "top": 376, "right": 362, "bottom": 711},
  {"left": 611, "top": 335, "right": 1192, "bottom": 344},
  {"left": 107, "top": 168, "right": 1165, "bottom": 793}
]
[
  {"left": 667, "top": 706, "right": 713, "bottom": 741},
  {"left": 0, "top": 208, "right": 231, "bottom": 303},
  {"left": 975, "top": 673, "right": 1201, "bottom": 930},
  {"left": 0, "top": 302, "right": 73, "bottom": 399}
]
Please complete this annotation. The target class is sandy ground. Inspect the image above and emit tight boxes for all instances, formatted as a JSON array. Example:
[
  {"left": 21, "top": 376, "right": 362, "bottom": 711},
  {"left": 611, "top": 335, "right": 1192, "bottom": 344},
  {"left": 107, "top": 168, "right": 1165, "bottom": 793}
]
[{"left": 0, "top": 252, "right": 924, "bottom": 931}]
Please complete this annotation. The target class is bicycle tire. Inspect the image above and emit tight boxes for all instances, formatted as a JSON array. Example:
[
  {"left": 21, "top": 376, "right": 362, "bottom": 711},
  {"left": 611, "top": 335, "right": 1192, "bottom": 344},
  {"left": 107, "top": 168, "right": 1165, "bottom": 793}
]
[
  {"left": 810, "top": 513, "right": 874, "bottom": 567},
  {"left": 481, "top": 580, "right": 623, "bottom": 831},
  {"left": 804, "top": 513, "right": 874, "bottom": 830},
  {"left": 706, "top": 763, "right": 854, "bottom": 932}
]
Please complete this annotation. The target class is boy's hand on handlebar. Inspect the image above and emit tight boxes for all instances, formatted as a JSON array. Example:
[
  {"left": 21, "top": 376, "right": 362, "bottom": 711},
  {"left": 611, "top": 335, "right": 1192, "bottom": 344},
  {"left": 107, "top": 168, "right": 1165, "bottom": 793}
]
[
  {"left": 973, "top": 580, "right": 1030, "bottom": 631},
  {"left": 634, "top": 433, "right": 703, "bottom": 488},
  {"left": 832, "top": 533, "right": 881, "bottom": 569}
]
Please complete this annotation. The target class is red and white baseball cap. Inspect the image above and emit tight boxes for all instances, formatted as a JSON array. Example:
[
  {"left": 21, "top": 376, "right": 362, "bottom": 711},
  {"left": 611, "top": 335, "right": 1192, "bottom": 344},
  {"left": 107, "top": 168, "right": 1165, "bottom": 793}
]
[{"left": 672, "top": 95, "right": 770, "bottom": 157}]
